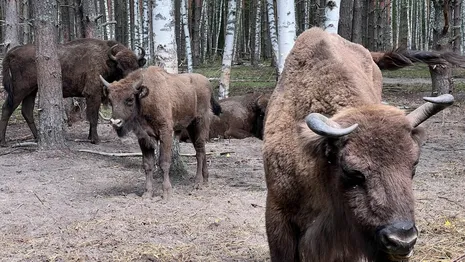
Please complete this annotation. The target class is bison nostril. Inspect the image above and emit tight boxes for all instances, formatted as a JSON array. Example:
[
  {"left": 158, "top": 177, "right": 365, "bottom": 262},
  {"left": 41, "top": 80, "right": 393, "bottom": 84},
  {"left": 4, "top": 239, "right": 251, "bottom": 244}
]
[
  {"left": 110, "top": 118, "right": 123, "bottom": 127},
  {"left": 379, "top": 222, "right": 418, "bottom": 255}
]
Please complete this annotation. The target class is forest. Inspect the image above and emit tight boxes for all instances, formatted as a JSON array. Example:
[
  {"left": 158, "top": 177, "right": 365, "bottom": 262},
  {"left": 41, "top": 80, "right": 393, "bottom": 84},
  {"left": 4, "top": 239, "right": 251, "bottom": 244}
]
[{"left": 1, "top": 0, "right": 465, "bottom": 261}]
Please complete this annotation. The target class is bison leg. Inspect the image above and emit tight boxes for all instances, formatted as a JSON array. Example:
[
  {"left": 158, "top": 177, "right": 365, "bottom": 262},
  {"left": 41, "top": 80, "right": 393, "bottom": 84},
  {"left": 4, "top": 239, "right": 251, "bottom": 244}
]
[
  {"left": 85, "top": 96, "right": 101, "bottom": 144},
  {"left": 0, "top": 99, "right": 22, "bottom": 147},
  {"left": 225, "top": 128, "right": 252, "bottom": 139},
  {"left": 159, "top": 130, "right": 174, "bottom": 200},
  {"left": 186, "top": 119, "right": 209, "bottom": 187},
  {"left": 266, "top": 199, "right": 299, "bottom": 262},
  {"left": 138, "top": 138, "right": 156, "bottom": 198},
  {"left": 21, "top": 92, "right": 38, "bottom": 141}
]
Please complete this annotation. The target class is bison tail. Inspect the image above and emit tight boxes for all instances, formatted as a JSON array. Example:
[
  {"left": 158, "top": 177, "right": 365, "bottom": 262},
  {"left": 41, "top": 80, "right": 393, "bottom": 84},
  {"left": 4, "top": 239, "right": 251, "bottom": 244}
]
[
  {"left": 210, "top": 95, "right": 222, "bottom": 116},
  {"left": 2, "top": 57, "right": 14, "bottom": 108}
]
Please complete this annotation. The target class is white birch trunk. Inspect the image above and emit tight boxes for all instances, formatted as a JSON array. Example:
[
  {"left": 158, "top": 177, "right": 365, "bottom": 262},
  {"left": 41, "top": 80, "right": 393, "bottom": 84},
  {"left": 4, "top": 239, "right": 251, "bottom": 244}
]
[
  {"left": 462, "top": 0, "right": 464, "bottom": 54},
  {"left": 201, "top": 0, "right": 209, "bottom": 63},
  {"left": 143, "top": 0, "right": 151, "bottom": 60},
  {"left": 4, "top": 0, "right": 20, "bottom": 50},
  {"left": 219, "top": 0, "right": 237, "bottom": 99},
  {"left": 254, "top": 0, "right": 262, "bottom": 63},
  {"left": 277, "top": 0, "right": 296, "bottom": 74},
  {"left": 266, "top": 0, "right": 279, "bottom": 66},
  {"left": 407, "top": 0, "right": 412, "bottom": 49},
  {"left": 153, "top": 0, "right": 178, "bottom": 73},
  {"left": 133, "top": 0, "right": 140, "bottom": 46},
  {"left": 324, "top": 0, "right": 341, "bottom": 34},
  {"left": 181, "top": 0, "right": 193, "bottom": 73}
]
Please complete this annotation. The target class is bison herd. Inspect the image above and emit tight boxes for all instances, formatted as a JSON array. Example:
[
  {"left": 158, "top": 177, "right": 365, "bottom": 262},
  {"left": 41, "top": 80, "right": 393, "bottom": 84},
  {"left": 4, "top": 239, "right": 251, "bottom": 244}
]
[{"left": 1, "top": 27, "right": 463, "bottom": 261}]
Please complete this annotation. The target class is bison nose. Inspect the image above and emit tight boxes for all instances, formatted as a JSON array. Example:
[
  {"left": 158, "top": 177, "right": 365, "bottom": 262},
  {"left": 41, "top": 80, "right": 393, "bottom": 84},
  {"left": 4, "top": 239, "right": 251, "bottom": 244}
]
[
  {"left": 378, "top": 221, "right": 418, "bottom": 256},
  {"left": 110, "top": 118, "right": 123, "bottom": 128}
]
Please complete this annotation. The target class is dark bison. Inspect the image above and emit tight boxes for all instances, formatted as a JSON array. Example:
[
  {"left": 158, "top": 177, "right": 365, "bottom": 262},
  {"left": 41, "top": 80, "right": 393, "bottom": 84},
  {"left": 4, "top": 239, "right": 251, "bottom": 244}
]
[
  {"left": 0, "top": 38, "right": 146, "bottom": 146},
  {"left": 262, "top": 27, "right": 454, "bottom": 261},
  {"left": 99, "top": 66, "right": 221, "bottom": 199},
  {"left": 180, "top": 92, "right": 270, "bottom": 141}
]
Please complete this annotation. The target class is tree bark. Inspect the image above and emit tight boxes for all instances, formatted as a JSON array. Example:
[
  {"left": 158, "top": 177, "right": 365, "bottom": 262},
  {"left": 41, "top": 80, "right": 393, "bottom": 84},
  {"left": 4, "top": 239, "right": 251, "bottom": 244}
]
[
  {"left": 33, "top": 0, "right": 67, "bottom": 150},
  {"left": 324, "top": 0, "right": 341, "bottom": 34},
  {"left": 181, "top": 0, "right": 194, "bottom": 72},
  {"left": 82, "top": 0, "right": 101, "bottom": 38},
  {"left": 266, "top": 0, "right": 279, "bottom": 68},
  {"left": 277, "top": 0, "right": 296, "bottom": 74},
  {"left": 219, "top": 0, "right": 237, "bottom": 99},
  {"left": 192, "top": 0, "right": 203, "bottom": 66},
  {"left": 4, "top": 0, "right": 20, "bottom": 50},
  {"left": 352, "top": 0, "right": 363, "bottom": 44}
]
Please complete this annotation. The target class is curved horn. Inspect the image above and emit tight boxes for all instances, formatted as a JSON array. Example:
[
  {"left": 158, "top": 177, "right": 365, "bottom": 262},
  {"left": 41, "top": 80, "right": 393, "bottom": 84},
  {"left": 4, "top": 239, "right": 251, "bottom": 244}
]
[
  {"left": 305, "top": 113, "right": 358, "bottom": 138},
  {"left": 136, "top": 45, "right": 146, "bottom": 60},
  {"left": 99, "top": 75, "right": 112, "bottom": 89},
  {"left": 107, "top": 44, "right": 118, "bottom": 61},
  {"left": 132, "top": 78, "right": 144, "bottom": 92},
  {"left": 406, "top": 94, "right": 454, "bottom": 127}
]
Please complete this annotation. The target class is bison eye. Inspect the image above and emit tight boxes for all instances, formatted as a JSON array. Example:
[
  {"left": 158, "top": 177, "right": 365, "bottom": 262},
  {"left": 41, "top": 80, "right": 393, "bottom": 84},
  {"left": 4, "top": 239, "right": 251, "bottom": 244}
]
[
  {"left": 341, "top": 168, "right": 366, "bottom": 187},
  {"left": 125, "top": 97, "right": 135, "bottom": 106}
]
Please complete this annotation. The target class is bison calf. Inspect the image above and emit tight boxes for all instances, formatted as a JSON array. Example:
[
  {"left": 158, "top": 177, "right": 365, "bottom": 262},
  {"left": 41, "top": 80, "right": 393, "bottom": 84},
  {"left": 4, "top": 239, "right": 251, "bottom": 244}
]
[{"left": 100, "top": 66, "right": 221, "bottom": 199}]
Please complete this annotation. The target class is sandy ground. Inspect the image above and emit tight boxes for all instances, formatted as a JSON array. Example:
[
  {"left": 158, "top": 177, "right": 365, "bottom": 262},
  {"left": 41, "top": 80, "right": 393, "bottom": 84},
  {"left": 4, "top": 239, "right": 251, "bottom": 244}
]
[{"left": 0, "top": 87, "right": 464, "bottom": 262}]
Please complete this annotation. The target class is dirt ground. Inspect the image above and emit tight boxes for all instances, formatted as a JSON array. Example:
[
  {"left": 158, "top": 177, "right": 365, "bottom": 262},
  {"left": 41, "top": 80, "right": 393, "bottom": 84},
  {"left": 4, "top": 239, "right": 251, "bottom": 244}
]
[{"left": 1, "top": 84, "right": 465, "bottom": 262}]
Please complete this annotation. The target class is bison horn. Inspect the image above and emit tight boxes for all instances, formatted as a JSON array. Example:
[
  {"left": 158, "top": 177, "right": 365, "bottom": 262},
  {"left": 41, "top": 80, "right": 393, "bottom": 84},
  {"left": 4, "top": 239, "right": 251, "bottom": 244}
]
[
  {"left": 108, "top": 44, "right": 118, "bottom": 61},
  {"left": 136, "top": 45, "right": 146, "bottom": 60},
  {"left": 99, "top": 75, "right": 112, "bottom": 89},
  {"left": 132, "top": 78, "right": 144, "bottom": 92},
  {"left": 406, "top": 94, "right": 454, "bottom": 127},
  {"left": 305, "top": 113, "right": 358, "bottom": 138}
]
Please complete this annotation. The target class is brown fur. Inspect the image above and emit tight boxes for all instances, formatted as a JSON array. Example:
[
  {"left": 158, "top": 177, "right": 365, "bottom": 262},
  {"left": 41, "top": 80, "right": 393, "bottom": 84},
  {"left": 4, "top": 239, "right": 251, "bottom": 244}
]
[
  {"left": 263, "top": 27, "right": 429, "bottom": 261},
  {"left": 180, "top": 92, "right": 270, "bottom": 141},
  {"left": 0, "top": 38, "right": 146, "bottom": 146},
  {"left": 103, "top": 66, "right": 218, "bottom": 199}
]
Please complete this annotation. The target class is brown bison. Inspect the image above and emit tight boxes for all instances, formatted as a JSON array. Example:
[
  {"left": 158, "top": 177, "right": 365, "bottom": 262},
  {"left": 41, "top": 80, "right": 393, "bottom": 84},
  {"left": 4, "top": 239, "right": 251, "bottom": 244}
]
[
  {"left": 180, "top": 92, "right": 270, "bottom": 141},
  {"left": 0, "top": 38, "right": 146, "bottom": 146},
  {"left": 262, "top": 27, "right": 454, "bottom": 261},
  {"left": 99, "top": 66, "right": 221, "bottom": 199}
]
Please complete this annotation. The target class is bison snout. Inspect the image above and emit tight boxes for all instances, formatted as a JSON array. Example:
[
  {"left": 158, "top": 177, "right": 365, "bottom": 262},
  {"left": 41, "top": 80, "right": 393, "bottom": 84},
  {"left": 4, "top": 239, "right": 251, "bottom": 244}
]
[
  {"left": 110, "top": 118, "right": 124, "bottom": 128},
  {"left": 378, "top": 221, "right": 418, "bottom": 258}
]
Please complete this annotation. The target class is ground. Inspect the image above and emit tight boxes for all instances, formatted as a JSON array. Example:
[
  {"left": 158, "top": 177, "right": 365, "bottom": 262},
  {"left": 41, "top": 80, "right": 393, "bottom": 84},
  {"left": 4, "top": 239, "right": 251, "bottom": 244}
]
[{"left": 1, "top": 75, "right": 465, "bottom": 261}]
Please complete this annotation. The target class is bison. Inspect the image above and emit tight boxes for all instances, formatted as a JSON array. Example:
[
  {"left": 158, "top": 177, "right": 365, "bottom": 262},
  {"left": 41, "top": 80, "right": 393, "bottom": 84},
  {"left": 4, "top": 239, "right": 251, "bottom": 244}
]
[
  {"left": 180, "top": 92, "right": 270, "bottom": 141},
  {"left": 262, "top": 27, "right": 454, "bottom": 261},
  {"left": 99, "top": 66, "right": 221, "bottom": 199},
  {"left": 0, "top": 38, "right": 146, "bottom": 146}
]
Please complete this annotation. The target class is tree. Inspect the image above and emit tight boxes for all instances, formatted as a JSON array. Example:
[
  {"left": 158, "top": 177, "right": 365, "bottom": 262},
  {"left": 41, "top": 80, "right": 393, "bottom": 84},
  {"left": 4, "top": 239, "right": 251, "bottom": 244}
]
[
  {"left": 33, "top": 0, "right": 67, "bottom": 150},
  {"left": 152, "top": 0, "right": 187, "bottom": 179},
  {"left": 181, "top": 0, "right": 193, "bottom": 72},
  {"left": 219, "top": 0, "right": 237, "bottom": 99},
  {"left": 81, "top": 0, "right": 102, "bottom": 38},
  {"left": 266, "top": 0, "right": 279, "bottom": 68},
  {"left": 324, "top": 0, "right": 341, "bottom": 34},
  {"left": 276, "top": 0, "right": 296, "bottom": 75},
  {"left": 4, "top": 0, "right": 20, "bottom": 50}
]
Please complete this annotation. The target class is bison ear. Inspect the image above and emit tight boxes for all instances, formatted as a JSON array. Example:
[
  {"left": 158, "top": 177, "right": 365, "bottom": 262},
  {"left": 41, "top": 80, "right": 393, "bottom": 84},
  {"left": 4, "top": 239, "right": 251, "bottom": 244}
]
[
  {"left": 138, "top": 58, "right": 147, "bottom": 67},
  {"left": 412, "top": 126, "right": 427, "bottom": 146},
  {"left": 137, "top": 86, "right": 149, "bottom": 99}
]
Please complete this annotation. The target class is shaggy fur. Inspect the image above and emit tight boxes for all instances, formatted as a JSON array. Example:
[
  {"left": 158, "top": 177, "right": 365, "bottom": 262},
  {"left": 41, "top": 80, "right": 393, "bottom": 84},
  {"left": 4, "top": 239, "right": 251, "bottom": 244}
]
[
  {"left": 180, "top": 92, "right": 270, "bottom": 141},
  {"left": 262, "top": 27, "right": 433, "bottom": 261},
  {"left": 103, "top": 66, "right": 220, "bottom": 199},
  {"left": 0, "top": 38, "right": 146, "bottom": 146}
]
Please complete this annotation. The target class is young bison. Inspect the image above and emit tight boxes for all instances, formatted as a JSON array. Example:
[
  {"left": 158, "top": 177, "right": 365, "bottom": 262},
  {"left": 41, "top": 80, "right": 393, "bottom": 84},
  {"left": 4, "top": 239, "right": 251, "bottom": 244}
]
[
  {"left": 263, "top": 27, "right": 454, "bottom": 261},
  {"left": 100, "top": 66, "right": 221, "bottom": 199}
]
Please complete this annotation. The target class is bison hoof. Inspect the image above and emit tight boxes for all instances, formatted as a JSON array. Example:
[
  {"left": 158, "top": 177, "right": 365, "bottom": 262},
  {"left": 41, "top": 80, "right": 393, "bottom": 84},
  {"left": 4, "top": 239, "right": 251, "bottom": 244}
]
[
  {"left": 162, "top": 187, "right": 173, "bottom": 201},
  {"left": 0, "top": 141, "right": 6, "bottom": 147},
  {"left": 90, "top": 138, "right": 100, "bottom": 144},
  {"left": 142, "top": 191, "right": 153, "bottom": 199}
]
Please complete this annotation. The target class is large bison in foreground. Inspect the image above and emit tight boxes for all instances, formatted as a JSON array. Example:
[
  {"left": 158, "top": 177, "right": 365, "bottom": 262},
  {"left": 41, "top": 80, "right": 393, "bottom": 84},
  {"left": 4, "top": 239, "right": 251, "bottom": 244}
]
[
  {"left": 0, "top": 38, "right": 146, "bottom": 146},
  {"left": 262, "top": 27, "right": 454, "bottom": 261},
  {"left": 180, "top": 92, "right": 270, "bottom": 141},
  {"left": 100, "top": 66, "right": 221, "bottom": 199}
]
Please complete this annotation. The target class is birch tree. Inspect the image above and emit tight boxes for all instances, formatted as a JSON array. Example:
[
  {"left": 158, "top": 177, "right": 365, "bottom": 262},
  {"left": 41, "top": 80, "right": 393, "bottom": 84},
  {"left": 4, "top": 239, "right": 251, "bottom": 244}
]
[
  {"left": 152, "top": 0, "right": 178, "bottom": 73},
  {"left": 4, "top": 0, "right": 20, "bottom": 50},
  {"left": 219, "top": 0, "right": 237, "bottom": 99},
  {"left": 33, "top": 0, "right": 66, "bottom": 150},
  {"left": 266, "top": 0, "right": 279, "bottom": 67},
  {"left": 181, "top": 0, "right": 193, "bottom": 72},
  {"left": 324, "top": 0, "right": 341, "bottom": 34},
  {"left": 277, "top": 0, "right": 296, "bottom": 74},
  {"left": 252, "top": 0, "right": 262, "bottom": 66}
]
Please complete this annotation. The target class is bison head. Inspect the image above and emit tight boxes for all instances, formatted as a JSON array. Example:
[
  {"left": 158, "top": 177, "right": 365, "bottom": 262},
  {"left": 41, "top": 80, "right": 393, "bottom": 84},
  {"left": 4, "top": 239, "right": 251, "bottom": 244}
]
[
  {"left": 99, "top": 72, "right": 147, "bottom": 137},
  {"left": 301, "top": 94, "right": 453, "bottom": 261},
  {"left": 108, "top": 44, "right": 147, "bottom": 77}
]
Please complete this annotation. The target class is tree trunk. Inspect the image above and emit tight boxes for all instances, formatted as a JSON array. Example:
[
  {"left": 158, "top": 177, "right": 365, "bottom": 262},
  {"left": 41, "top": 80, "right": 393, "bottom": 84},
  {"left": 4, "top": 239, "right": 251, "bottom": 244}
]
[
  {"left": 115, "top": 0, "right": 128, "bottom": 46},
  {"left": 192, "top": 0, "right": 203, "bottom": 66},
  {"left": 352, "top": 0, "right": 363, "bottom": 43},
  {"left": 277, "top": 0, "right": 296, "bottom": 74},
  {"left": 181, "top": 0, "right": 194, "bottom": 72},
  {"left": 4, "top": 0, "right": 20, "bottom": 50},
  {"left": 82, "top": 0, "right": 101, "bottom": 38},
  {"left": 324, "top": 0, "right": 341, "bottom": 34},
  {"left": 266, "top": 0, "right": 279, "bottom": 68},
  {"left": 33, "top": 0, "right": 67, "bottom": 150},
  {"left": 429, "top": 0, "right": 454, "bottom": 96},
  {"left": 219, "top": 0, "right": 237, "bottom": 99},
  {"left": 452, "top": 0, "right": 461, "bottom": 52},
  {"left": 153, "top": 0, "right": 186, "bottom": 177},
  {"left": 339, "top": 0, "right": 353, "bottom": 40},
  {"left": 61, "top": 0, "right": 72, "bottom": 42},
  {"left": 252, "top": 0, "right": 262, "bottom": 66}
]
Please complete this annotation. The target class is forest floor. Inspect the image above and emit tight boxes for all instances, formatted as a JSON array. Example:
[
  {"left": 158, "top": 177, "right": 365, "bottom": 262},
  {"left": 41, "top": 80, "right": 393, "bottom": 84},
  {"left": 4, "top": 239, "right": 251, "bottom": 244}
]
[{"left": 0, "top": 68, "right": 465, "bottom": 261}]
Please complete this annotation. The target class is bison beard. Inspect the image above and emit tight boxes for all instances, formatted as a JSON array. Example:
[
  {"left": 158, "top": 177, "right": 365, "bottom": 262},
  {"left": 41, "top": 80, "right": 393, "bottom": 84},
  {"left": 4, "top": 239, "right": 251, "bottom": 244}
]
[{"left": 262, "top": 27, "right": 454, "bottom": 262}]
